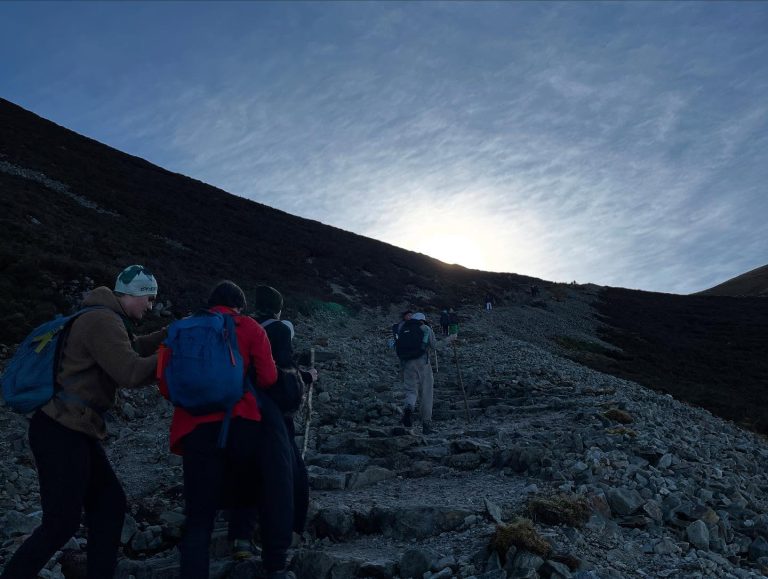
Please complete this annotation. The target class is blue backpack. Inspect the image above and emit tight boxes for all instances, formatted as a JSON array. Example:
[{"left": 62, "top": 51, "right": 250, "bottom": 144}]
[
  {"left": 162, "top": 311, "right": 247, "bottom": 444},
  {"left": 1, "top": 307, "right": 105, "bottom": 414}
]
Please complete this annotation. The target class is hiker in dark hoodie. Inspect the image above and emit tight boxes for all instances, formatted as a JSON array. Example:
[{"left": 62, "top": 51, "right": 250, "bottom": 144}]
[
  {"left": 1, "top": 265, "right": 166, "bottom": 579},
  {"left": 159, "top": 281, "right": 295, "bottom": 579},
  {"left": 228, "top": 285, "right": 316, "bottom": 560}
]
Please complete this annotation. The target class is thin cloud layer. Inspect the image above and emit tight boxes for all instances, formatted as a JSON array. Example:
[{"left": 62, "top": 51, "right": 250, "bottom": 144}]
[{"left": 1, "top": 2, "right": 766, "bottom": 294}]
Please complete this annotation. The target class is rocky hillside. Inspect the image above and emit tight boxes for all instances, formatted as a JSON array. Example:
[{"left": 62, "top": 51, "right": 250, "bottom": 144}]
[
  {"left": 0, "top": 97, "right": 537, "bottom": 346},
  {"left": 2, "top": 293, "right": 768, "bottom": 579},
  {"left": 570, "top": 287, "right": 768, "bottom": 435},
  {"left": 698, "top": 265, "right": 768, "bottom": 298}
]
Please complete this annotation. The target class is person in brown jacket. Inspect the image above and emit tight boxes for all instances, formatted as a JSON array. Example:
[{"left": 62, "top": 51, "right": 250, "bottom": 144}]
[{"left": 1, "top": 265, "right": 166, "bottom": 579}]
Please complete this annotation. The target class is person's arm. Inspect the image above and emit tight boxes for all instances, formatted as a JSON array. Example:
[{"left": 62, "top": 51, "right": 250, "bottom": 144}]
[
  {"left": 134, "top": 327, "right": 168, "bottom": 356},
  {"left": 81, "top": 312, "right": 158, "bottom": 388},
  {"left": 420, "top": 325, "right": 432, "bottom": 351}
]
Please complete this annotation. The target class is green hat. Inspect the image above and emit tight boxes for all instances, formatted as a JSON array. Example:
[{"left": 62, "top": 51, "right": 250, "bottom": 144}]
[{"left": 115, "top": 265, "right": 157, "bottom": 297}]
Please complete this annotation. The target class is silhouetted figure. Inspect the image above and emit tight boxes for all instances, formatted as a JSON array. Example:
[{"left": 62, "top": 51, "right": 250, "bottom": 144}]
[{"left": 439, "top": 309, "right": 449, "bottom": 336}]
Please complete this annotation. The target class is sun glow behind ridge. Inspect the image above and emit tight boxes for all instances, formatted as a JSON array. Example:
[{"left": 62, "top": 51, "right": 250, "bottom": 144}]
[{"left": 380, "top": 201, "right": 546, "bottom": 276}]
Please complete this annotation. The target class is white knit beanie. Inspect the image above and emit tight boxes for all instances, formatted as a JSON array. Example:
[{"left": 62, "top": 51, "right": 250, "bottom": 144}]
[{"left": 114, "top": 265, "right": 158, "bottom": 297}]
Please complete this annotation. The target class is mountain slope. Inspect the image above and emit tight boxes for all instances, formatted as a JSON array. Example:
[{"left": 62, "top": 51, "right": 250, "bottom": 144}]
[
  {"left": 698, "top": 264, "right": 768, "bottom": 297},
  {"left": 0, "top": 98, "right": 537, "bottom": 345},
  {"left": 3, "top": 97, "right": 768, "bottom": 437}
]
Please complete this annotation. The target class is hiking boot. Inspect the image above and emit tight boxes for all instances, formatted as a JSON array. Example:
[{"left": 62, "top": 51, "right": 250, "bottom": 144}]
[
  {"left": 266, "top": 571, "right": 296, "bottom": 579},
  {"left": 231, "top": 538, "right": 259, "bottom": 561},
  {"left": 402, "top": 406, "right": 413, "bottom": 427},
  {"left": 422, "top": 421, "right": 434, "bottom": 435}
]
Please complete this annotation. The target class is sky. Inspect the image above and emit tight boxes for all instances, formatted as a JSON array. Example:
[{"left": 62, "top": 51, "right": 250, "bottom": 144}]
[{"left": 1, "top": 2, "right": 766, "bottom": 294}]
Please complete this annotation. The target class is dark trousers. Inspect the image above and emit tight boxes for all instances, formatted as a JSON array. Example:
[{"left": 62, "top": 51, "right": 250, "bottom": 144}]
[
  {"left": 0, "top": 411, "right": 126, "bottom": 579},
  {"left": 228, "top": 414, "right": 309, "bottom": 540},
  {"left": 180, "top": 418, "right": 293, "bottom": 577}
]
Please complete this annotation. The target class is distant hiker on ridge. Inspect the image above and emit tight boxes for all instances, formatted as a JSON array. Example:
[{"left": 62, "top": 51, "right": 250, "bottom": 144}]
[
  {"left": 484, "top": 292, "right": 494, "bottom": 311},
  {"left": 395, "top": 311, "right": 437, "bottom": 435},
  {"left": 1, "top": 265, "right": 166, "bottom": 579}
]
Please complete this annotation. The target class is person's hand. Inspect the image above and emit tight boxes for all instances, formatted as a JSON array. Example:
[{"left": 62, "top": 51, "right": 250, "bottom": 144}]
[{"left": 308, "top": 368, "right": 318, "bottom": 383}]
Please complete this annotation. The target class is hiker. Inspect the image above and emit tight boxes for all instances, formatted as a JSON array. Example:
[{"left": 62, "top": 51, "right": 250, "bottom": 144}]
[
  {"left": 439, "top": 309, "right": 449, "bottom": 336},
  {"left": 228, "top": 285, "right": 316, "bottom": 560},
  {"left": 484, "top": 292, "right": 494, "bottom": 311},
  {"left": 391, "top": 309, "right": 413, "bottom": 341},
  {"left": 396, "top": 312, "right": 437, "bottom": 435},
  {"left": 447, "top": 307, "right": 460, "bottom": 336},
  {"left": 159, "top": 281, "right": 294, "bottom": 579},
  {"left": 0, "top": 265, "right": 166, "bottom": 579}
]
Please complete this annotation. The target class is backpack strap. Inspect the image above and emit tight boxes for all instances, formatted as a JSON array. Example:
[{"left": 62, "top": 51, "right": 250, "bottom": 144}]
[
  {"left": 217, "top": 313, "right": 242, "bottom": 448},
  {"left": 53, "top": 306, "right": 113, "bottom": 414}
]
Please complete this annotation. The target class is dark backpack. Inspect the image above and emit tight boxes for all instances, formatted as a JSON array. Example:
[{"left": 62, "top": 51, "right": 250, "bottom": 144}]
[
  {"left": 259, "top": 319, "right": 305, "bottom": 414},
  {"left": 1, "top": 307, "right": 106, "bottom": 413},
  {"left": 395, "top": 319, "right": 425, "bottom": 360}
]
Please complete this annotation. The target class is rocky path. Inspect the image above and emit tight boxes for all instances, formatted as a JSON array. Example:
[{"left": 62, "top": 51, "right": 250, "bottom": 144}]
[{"left": 2, "top": 293, "right": 768, "bottom": 578}]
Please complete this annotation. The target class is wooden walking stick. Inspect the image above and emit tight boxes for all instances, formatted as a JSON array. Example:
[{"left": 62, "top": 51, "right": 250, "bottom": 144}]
[
  {"left": 301, "top": 347, "right": 315, "bottom": 459},
  {"left": 452, "top": 340, "right": 471, "bottom": 423}
]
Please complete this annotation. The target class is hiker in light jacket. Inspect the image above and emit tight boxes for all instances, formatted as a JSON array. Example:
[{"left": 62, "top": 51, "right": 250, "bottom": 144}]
[
  {"left": 400, "top": 312, "right": 437, "bottom": 435},
  {"left": 228, "top": 285, "right": 316, "bottom": 560},
  {"left": 1, "top": 265, "right": 166, "bottom": 579},
  {"left": 158, "top": 280, "right": 295, "bottom": 579}
]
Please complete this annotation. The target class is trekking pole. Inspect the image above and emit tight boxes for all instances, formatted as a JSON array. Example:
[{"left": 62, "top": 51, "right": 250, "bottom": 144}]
[
  {"left": 452, "top": 340, "right": 471, "bottom": 423},
  {"left": 301, "top": 347, "right": 315, "bottom": 460},
  {"left": 433, "top": 348, "right": 439, "bottom": 374}
]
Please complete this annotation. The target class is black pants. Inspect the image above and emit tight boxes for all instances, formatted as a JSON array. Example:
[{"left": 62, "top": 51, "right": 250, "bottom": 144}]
[
  {"left": 180, "top": 418, "right": 293, "bottom": 577},
  {"left": 228, "top": 411, "right": 309, "bottom": 540},
  {"left": 0, "top": 411, "right": 127, "bottom": 579}
]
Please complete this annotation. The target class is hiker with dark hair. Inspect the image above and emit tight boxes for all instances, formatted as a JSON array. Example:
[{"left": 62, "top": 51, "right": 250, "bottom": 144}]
[
  {"left": 396, "top": 312, "right": 437, "bottom": 435},
  {"left": 159, "top": 280, "right": 295, "bottom": 579},
  {"left": 228, "top": 285, "right": 316, "bottom": 560},
  {"left": 0, "top": 265, "right": 166, "bottom": 579},
  {"left": 484, "top": 292, "right": 494, "bottom": 311},
  {"left": 439, "top": 309, "right": 449, "bottom": 336},
  {"left": 391, "top": 310, "right": 413, "bottom": 341}
]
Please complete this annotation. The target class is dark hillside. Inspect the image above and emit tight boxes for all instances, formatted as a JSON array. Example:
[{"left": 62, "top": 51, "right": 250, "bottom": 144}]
[
  {"left": 698, "top": 263, "right": 768, "bottom": 297},
  {"left": 577, "top": 287, "right": 768, "bottom": 434},
  {"left": 0, "top": 98, "right": 537, "bottom": 344}
]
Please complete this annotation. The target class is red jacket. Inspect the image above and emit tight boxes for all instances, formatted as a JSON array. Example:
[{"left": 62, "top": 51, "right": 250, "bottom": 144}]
[{"left": 159, "top": 306, "right": 278, "bottom": 455}]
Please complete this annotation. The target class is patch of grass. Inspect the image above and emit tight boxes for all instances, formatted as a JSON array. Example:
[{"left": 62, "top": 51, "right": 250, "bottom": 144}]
[
  {"left": 528, "top": 494, "right": 590, "bottom": 528},
  {"left": 490, "top": 518, "right": 551, "bottom": 562},
  {"left": 603, "top": 408, "right": 634, "bottom": 424}
]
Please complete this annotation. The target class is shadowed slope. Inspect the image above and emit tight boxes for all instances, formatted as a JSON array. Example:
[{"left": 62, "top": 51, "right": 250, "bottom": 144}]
[
  {"left": 576, "top": 287, "right": 768, "bottom": 434},
  {"left": 698, "top": 264, "right": 768, "bottom": 297},
  {"left": 0, "top": 98, "right": 536, "bottom": 344}
]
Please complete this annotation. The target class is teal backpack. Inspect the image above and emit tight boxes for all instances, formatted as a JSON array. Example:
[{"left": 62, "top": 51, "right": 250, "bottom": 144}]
[{"left": 1, "top": 307, "right": 105, "bottom": 413}]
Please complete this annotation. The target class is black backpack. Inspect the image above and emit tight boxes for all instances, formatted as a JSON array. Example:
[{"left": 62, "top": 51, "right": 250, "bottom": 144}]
[{"left": 395, "top": 319, "right": 425, "bottom": 360}]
